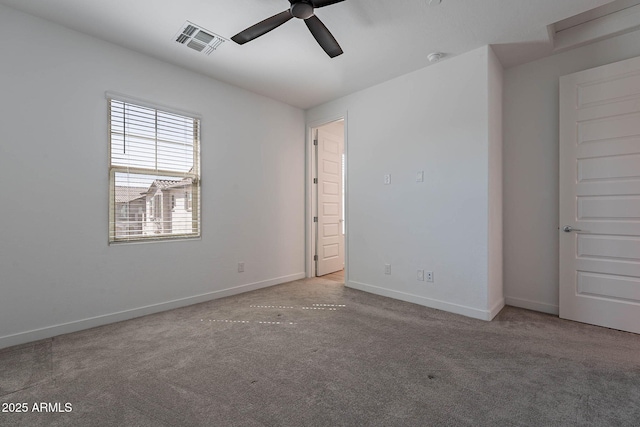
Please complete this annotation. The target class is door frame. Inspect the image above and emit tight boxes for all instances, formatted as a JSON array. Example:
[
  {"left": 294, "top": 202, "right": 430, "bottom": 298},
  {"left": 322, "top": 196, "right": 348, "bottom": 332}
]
[{"left": 306, "top": 113, "right": 348, "bottom": 279}]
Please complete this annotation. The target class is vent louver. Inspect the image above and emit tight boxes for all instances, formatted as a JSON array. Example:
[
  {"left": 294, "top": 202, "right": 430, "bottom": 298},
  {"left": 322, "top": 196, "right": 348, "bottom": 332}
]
[{"left": 174, "top": 21, "right": 226, "bottom": 55}]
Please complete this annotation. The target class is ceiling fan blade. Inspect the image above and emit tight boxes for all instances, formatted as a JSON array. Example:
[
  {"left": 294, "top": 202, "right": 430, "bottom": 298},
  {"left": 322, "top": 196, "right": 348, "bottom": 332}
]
[
  {"left": 304, "top": 15, "right": 343, "bottom": 58},
  {"left": 312, "top": 0, "right": 346, "bottom": 8},
  {"left": 231, "top": 10, "right": 293, "bottom": 45}
]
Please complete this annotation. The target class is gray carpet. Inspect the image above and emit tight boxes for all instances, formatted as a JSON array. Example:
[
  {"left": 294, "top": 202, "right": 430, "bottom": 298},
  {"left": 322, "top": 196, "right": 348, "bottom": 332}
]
[{"left": 1, "top": 277, "right": 639, "bottom": 426}]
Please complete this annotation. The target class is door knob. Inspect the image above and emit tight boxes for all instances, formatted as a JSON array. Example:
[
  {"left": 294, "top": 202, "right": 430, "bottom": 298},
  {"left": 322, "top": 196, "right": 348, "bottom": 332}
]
[{"left": 562, "top": 225, "right": 583, "bottom": 233}]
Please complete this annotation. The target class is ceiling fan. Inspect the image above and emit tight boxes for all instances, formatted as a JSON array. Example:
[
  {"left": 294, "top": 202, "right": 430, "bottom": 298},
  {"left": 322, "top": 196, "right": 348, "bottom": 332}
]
[{"left": 231, "top": 0, "right": 345, "bottom": 58}]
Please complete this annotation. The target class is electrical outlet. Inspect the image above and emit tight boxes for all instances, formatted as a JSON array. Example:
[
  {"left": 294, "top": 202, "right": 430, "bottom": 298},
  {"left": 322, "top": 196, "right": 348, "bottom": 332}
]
[
  {"left": 238, "top": 262, "right": 245, "bottom": 273},
  {"left": 426, "top": 271, "right": 434, "bottom": 282},
  {"left": 384, "top": 174, "right": 391, "bottom": 185},
  {"left": 417, "top": 269, "right": 425, "bottom": 281},
  {"left": 384, "top": 264, "right": 391, "bottom": 275}
]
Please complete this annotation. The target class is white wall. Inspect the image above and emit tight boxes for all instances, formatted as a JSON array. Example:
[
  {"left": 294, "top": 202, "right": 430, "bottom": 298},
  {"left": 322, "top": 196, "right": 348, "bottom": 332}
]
[
  {"left": 503, "top": 29, "right": 640, "bottom": 314},
  {"left": 307, "top": 46, "right": 504, "bottom": 320},
  {"left": 0, "top": 5, "right": 305, "bottom": 349}
]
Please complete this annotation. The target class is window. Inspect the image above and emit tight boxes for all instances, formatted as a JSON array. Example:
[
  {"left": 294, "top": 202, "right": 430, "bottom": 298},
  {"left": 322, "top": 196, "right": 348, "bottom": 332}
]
[
  {"left": 185, "top": 191, "right": 192, "bottom": 211},
  {"left": 153, "top": 194, "right": 162, "bottom": 219},
  {"left": 108, "top": 96, "right": 200, "bottom": 243},
  {"left": 118, "top": 204, "right": 129, "bottom": 220}
]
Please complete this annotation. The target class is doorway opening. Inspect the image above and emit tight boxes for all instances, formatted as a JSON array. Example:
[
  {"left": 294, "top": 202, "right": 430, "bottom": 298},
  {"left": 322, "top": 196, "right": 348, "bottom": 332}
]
[{"left": 309, "top": 118, "right": 346, "bottom": 281}]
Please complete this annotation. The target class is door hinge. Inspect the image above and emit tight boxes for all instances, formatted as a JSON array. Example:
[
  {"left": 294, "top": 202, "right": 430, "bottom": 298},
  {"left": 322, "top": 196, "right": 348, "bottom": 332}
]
[
  {"left": 313, "top": 178, "right": 317, "bottom": 184},
  {"left": 313, "top": 139, "right": 318, "bottom": 146},
  {"left": 313, "top": 216, "right": 318, "bottom": 222},
  {"left": 314, "top": 255, "right": 318, "bottom": 261}
]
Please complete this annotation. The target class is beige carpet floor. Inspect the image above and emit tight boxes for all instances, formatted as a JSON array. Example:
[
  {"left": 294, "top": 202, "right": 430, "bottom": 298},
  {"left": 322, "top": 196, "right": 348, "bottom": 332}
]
[{"left": 1, "top": 277, "right": 639, "bottom": 426}]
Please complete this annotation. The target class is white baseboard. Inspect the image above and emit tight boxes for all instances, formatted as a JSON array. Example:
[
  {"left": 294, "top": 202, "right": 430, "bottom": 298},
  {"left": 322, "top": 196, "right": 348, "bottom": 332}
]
[
  {"left": 0, "top": 272, "right": 306, "bottom": 350},
  {"left": 488, "top": 298, "right": 506, "bottom": 320},
  {"left": 505, "top": 296, "right": 559, "bottom": 315},
  {"left": 346, "top": 280, "right": 497, "bottom": 321}
]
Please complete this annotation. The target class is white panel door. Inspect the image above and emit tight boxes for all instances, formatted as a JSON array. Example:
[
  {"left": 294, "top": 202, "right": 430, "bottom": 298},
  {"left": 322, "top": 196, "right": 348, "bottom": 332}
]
[
  {"left": 316, "top": 127, "right": 344, "bottom": 276},
  {"left": 559, "top": 56, "right": 640, "bottom": 334}
]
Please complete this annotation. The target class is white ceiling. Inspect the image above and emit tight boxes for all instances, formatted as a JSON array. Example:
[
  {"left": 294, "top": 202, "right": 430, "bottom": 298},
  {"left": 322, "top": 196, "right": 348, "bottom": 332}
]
[{"left": 0, "top": 0, "right": 622, "bottom": 109}]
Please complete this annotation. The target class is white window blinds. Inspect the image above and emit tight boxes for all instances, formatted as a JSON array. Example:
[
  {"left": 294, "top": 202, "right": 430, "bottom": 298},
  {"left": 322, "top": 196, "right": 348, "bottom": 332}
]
[{"left": 108, "top": 97, "right": 200, "bottom": 243}]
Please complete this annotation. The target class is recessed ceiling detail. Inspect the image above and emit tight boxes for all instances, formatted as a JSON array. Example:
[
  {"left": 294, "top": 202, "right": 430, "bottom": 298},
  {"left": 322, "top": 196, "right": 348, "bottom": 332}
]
[
  {"left": 551, "top": 0, "right": 640, "bottom": 53},
  {"left": 175, "top": 21, "right": 226, "bottom": 55}
]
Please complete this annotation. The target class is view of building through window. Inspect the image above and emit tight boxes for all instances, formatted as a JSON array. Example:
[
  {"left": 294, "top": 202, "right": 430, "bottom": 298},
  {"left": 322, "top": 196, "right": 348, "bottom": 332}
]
[{"left": 109, "top": 98, "right": 200, "bottom": 243}]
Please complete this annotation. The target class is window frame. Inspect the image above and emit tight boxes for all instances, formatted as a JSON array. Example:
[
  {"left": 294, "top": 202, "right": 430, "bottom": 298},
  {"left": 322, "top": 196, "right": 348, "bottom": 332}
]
[{"left": 107, "top": 92, "right": 201, "bottom": 244}]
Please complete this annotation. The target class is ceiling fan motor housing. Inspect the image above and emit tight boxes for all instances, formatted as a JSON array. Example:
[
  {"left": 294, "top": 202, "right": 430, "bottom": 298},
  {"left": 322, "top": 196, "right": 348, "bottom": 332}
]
[{"left": 291, "top": 1, "right": 314, "bottom": 19}]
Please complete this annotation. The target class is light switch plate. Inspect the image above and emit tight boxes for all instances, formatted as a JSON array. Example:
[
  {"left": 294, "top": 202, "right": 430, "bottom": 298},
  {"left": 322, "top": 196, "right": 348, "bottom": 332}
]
[{"left": 416, "top": 171, "right": 424, "bottom": 182}]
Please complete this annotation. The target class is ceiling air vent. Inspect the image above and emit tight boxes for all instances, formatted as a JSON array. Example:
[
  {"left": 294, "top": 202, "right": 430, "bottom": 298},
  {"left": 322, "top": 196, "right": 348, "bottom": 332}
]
[{"left": 174, "top": 21, "right": 226, "bottom": 55}]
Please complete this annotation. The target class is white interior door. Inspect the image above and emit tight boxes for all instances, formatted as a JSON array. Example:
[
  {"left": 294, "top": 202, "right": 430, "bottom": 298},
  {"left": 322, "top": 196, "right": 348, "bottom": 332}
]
[
  {"left": 316, "top": 126, "right": 344, "bottom": 276},
  {"left": 559, "top": 55, "right": 640, "bottom": 334}
]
